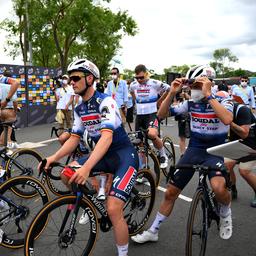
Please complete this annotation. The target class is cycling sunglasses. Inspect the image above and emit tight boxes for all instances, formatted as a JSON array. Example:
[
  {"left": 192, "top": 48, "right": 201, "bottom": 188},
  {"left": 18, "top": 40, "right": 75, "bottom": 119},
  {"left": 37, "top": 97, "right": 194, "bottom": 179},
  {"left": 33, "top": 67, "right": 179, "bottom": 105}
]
[
  {"left": 135, "top": 76, "right": 145, "bottom": 80},
  {"left": 69, "top": 75, "right": 85, "bottom": 82},
  {"left": 241, "top": 79, "right": 248, "bottom": 82}
]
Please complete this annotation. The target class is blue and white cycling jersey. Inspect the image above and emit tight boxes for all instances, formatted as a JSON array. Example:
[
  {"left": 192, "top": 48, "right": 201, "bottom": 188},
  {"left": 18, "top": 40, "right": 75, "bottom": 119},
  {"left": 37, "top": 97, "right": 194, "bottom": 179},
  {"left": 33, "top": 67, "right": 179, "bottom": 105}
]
[
  {"left": 130, "top": 79, "right": 170, "bottom": 115},
  {"left": 71, "top": 90, "right": 131, "bottom": 151},
  {"left": 170, "top": 99, "right": 233, "bottom": 149}
]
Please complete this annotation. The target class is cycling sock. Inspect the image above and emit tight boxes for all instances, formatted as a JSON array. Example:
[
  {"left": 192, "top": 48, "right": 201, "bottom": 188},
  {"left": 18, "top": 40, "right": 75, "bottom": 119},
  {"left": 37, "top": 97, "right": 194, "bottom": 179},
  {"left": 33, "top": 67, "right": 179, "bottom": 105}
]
[
  {"left": 99, "top": 175, "right": 107, "bottom": 189},
  {"left": 116, "top": 243, "right": 128, "bottom": 256},
  {"left": 159, "top": 147, "right": 167, "bottom": 157},
  {"left": 219, "top": 203, "right": 231, "bottom": 218},
  {"left": 149, "top": 211, "right": 167, "bottom": 234}
]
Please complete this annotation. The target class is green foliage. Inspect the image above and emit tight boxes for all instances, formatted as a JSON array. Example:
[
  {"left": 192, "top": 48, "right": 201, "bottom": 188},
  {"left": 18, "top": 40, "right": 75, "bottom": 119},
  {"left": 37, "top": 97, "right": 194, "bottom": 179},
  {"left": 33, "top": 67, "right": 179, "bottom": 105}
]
[
  {"left": 1, "top": 0, "right": 138, "bottom": 76},
  {"left": 163, "top": 64, "right": 191, "bottom": 76},
  {"left": 211, "top": 48, "right": 238, "bottom": 77}
]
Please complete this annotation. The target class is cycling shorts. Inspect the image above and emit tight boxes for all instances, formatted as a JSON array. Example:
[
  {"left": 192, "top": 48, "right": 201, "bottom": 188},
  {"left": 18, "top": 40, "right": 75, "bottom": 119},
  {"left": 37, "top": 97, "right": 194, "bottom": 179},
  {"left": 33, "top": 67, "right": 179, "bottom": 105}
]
[
  {"left": 135, "top": 112, "right": 159, "bottom": 131},
  {"left": 168, "top": 147, "right": 225, "bottom": 190},
  {"left": 77, "top": 145, "right": 139, "bottom": 202}
]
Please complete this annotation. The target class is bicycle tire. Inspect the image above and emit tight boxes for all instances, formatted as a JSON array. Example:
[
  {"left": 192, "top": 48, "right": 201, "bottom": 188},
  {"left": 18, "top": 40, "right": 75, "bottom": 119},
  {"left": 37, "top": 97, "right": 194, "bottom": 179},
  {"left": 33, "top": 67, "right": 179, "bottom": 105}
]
[
  {"left": 5, "top": 148, "right": 43, "bottom": 198},
  {"left": 146, "top": 150, "right": 161, "bottom": 187},
  {"left": 125, "top": 169, "right": 156, "bottom": 236},
  {"left": 46, "top": 167, "right": 70, "bottom": 196},
  {"left": 162, "top": 136, "right": 176, "bottom": 177},
  {"left": 186, "top": 189, "right": 208, "bottom": 256},
  {"left": 24, "top": 195, "right": 98, "bottom": 256},
  {"left": 0, "top": 176, "right": 49, "bottom": 249}
]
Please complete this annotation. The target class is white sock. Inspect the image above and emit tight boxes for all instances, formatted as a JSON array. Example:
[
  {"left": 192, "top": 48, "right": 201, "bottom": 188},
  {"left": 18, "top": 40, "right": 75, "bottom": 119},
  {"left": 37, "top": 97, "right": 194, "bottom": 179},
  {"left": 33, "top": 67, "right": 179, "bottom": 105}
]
[
  {"left": 159, "top": 147, "right": 167, "bottom": 157},
  {"left": 219, "top": 203, "right": 231, "bottom": 218},
  {"left": 116, "top": 243, "right": 128, "bottom": 256},
  {"left": 99, "top": 175, "right": 107, "bottom": 189},
  {"left": 149, "top": 211, "right": 167, "bottom": 234}
]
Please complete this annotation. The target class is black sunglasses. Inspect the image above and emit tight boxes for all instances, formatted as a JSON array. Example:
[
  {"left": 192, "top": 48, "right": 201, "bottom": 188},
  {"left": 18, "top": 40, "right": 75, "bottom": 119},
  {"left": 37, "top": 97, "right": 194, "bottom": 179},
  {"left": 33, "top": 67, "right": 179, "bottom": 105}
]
[
  {"left": 69, "top": 75, "right": 85, "bottom": 82},
  {"left": 135, "top": 76, "right": 145, "bottom": 80},
  {"left": 111, "top": 72, "right": 117, "bottom": 75},
  {"left": 241, "top": 79, "right": 248, "bottom": 82}
]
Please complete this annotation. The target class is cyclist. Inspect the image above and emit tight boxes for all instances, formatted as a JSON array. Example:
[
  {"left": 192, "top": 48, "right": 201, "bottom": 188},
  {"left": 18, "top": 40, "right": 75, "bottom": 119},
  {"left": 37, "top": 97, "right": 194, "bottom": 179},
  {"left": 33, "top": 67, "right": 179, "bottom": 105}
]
[
  {"left": 42, "top": 58, "right": 139, "bottom": 256},
  {"left": 130, "top": 64, "right": 170, "bottom": 168},
  {"left": 131, "top": 65, "right": 234, "bottom": 244},
  {"left": 223, "top": 92, "right": 256, "bottom": 206}
]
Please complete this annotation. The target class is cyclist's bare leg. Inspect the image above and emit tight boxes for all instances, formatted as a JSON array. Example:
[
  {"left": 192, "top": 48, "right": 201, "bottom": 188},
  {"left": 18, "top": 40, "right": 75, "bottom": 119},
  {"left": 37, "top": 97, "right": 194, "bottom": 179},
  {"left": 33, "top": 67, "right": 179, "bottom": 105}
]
[
  {"left": 107, "top": 196, "right": 128, "bottom": 246},
  {"left": 239, "top": 168, "right": 256, "bottom": 191},
  {"left": 159, "top": 183, "right": 181, "bottom": 216},
  {"left": 225, "top": 159, "right": 237, "bottom": 185},
  {"left": 210, "top": 176, "right": 231, "bottom": 205},
  {"left": 179, "top": 136, "right": 186, "bottom": 155},
  {"left": 148, "top": 127, "right": 163, "bottom": 150}
]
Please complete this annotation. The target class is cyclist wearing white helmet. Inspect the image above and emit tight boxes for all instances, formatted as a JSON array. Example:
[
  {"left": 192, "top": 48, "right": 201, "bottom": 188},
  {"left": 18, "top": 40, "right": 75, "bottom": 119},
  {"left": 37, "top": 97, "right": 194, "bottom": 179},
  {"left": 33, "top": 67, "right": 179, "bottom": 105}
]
[
  {"left": 42, "top": 58, "right": 139, "bottom": 256},
  {"left": 132, "top": 65, "right": 234, "bottom": 244}
]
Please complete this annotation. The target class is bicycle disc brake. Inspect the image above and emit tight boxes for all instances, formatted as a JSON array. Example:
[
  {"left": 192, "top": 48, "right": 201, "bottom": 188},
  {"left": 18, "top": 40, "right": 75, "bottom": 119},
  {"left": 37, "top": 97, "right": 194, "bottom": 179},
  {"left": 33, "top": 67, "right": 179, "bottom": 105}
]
[{"left": 58, "top": 229, "right": 77, "bottom": 249}]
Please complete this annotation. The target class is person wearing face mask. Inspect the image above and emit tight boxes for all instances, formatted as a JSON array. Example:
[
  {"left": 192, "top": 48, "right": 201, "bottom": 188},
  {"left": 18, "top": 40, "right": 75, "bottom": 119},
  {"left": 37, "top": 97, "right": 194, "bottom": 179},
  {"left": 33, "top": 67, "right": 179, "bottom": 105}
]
[
  {"left": 106, "top": 67, "right": 128, "bottom": 125},
  {"left": 232, "top": 76, "right": 255, "bottom": 112},
  {"left": 131, "top": 65, "right": 234, "bottom": 244},
  {"left": 55, "top": 74, "right": 75, "bottom": 132}
]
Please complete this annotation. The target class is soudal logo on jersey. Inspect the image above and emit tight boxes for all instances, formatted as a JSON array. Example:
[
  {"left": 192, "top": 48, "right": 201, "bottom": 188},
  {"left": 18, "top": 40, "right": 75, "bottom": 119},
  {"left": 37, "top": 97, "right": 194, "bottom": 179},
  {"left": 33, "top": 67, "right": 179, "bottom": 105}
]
[
  {"left": 137, "top": 89, "right": 150, "bottom": 93},
  {"left": 117, "top": 166, "right": 137, "bottom": 195},
  {"left": 81, "top": 114, "right": 101, "bottom": 126},
  {"left": 191, "top": 113, "right": 220, "bottom": 124}
]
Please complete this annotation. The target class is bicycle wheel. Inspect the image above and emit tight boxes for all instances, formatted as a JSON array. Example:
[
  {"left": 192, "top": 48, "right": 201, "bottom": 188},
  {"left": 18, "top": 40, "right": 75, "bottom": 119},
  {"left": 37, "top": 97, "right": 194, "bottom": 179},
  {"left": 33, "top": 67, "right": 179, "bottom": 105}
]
[
  {"left": 145, "top": 150, "right": 161, "bottom": 187},
  {"left": 0, "top": 176, "right": 49, "bottom": 249},
  {"left": 186, "top": 189, "right": 208, "bottom": 256},
  {"left": 25, "top": 195, "right": 99, "bottom": 256},
  {"left": 124, "top": 169, "right": 156, "bottom": 236},
  {"left": 5, "top": 148, "right": 43, "bottom": 197},
  {"left": 46, "top": 165, "right": 70, "bottom": 196},
  {"left": 162, "top": 136, "right": 176, "bottom": 177}
]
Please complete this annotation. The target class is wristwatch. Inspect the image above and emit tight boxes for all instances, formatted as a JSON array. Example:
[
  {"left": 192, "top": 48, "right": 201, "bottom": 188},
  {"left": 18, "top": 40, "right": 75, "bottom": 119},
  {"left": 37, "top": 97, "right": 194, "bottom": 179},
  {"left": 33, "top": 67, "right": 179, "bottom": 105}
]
[
  {"left": 207, "top": 94, "right": 215, "bottom": 101},
  {"left": 5, "top": 97, "right": 10, "bottom": 102}
]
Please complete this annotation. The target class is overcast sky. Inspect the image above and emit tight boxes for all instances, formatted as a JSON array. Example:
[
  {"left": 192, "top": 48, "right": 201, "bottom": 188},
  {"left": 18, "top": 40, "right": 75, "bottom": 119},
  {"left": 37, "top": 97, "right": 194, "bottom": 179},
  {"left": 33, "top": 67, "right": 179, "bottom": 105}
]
[{"left": 1, "top": 0, "right": 256, "bottom": 73}]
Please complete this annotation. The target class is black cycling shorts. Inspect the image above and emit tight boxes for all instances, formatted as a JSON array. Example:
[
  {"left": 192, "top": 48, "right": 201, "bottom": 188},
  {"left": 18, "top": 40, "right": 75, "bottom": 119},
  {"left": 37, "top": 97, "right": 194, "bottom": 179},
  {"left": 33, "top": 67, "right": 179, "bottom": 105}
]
[{"left": 135, "top": 112, "right": 159, "bottom": 131}]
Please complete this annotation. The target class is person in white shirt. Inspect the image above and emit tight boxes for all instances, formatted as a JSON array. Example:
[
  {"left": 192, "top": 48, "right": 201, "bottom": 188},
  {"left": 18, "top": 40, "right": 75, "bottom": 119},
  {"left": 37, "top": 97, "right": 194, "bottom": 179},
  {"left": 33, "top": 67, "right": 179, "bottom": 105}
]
[{"left": 55, "top": 74, "right": 75, "bottom": 130}]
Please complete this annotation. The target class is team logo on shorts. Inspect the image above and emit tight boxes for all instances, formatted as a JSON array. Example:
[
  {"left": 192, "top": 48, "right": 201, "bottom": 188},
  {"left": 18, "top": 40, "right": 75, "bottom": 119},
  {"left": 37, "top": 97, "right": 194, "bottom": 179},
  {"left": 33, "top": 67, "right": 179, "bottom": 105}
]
[{"left": 117, "top": 166, "right": 137, "bottom": 195}]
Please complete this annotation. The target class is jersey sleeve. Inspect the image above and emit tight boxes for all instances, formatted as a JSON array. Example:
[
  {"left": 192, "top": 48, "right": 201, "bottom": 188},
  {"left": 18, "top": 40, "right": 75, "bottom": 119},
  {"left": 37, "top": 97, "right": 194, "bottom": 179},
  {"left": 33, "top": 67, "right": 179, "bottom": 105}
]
[
  {"left": 99, "top": 97, "right": 119, "bottom": 132},
  {"left": 71, "top": 110, "right": 85, "bottom": 138},
  {"left": 0, "top": 76, "right": 12, "bottom": 85},
  {"left": 169, "top": 100, "right": 189, "bottom": 116},
  {"left": 221, "top": 98, "right": 234, "bottom": 113}
]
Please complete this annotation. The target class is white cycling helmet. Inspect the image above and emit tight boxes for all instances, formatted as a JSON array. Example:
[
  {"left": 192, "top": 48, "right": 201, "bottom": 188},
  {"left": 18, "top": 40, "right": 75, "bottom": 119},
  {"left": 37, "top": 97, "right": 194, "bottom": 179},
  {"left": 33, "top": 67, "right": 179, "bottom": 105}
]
[
  {"left": 186, "top": 65, "right": 216, "bottom": 80},
  {"left": 67, "top": 58, "right": 100, "bottom": 79}
]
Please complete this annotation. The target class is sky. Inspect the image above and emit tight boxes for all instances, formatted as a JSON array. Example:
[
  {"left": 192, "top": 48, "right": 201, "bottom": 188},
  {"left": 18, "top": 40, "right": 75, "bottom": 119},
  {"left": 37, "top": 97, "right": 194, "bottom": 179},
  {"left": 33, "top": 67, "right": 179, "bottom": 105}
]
[{"left": 1, "top": 0, "right": 256, "bottom": 73}]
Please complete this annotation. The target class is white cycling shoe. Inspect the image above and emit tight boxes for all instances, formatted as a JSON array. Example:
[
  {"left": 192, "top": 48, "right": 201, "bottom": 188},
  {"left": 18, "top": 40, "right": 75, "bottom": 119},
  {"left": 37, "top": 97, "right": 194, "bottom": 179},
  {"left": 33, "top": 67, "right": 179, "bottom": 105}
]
[
  {"left": 219, "top": 213, "right": 232, "bottom": 240},
  {"left": 131, "top": 230, "right": 158, "bottom": 243},
  {"left": 159, "top": 155, "right": 168, "bottom": 169},
  {"left": 79, "top": 210, "right": 89, "bottom": 225},
  {"left": 97, "top": 188, "right": 106, "bottom": 201}
]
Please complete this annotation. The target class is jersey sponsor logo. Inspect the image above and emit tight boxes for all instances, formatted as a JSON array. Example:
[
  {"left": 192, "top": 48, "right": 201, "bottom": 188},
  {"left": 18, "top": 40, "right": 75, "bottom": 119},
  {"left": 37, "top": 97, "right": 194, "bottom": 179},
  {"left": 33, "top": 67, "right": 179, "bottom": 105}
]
[
  {"left": 81, "top": 114, "right": 101, "bottom": 126},
  {"left": 191, "top": 112, "right": 219, "bottom": 124},
  {"left": 117, "top": 166, "right": 137, "bottom": 195},
  {"left": 137, "top": 89, "right": 150, "bottom": 93}
]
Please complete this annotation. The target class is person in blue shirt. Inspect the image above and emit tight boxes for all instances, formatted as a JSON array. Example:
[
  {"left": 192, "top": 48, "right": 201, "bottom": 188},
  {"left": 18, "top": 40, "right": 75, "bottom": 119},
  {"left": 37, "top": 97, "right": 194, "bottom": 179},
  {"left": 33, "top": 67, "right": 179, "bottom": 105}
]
[{"left": 106, "top": 67, "right": 128, "bottom": 125}]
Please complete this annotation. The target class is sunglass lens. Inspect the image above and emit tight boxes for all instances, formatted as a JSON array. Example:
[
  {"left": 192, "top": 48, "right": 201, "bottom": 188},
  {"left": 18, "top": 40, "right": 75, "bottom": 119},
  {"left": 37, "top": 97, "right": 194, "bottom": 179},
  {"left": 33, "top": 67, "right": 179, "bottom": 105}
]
[{"left": 70, "top": 76, "right": 81, "bottom": 82}]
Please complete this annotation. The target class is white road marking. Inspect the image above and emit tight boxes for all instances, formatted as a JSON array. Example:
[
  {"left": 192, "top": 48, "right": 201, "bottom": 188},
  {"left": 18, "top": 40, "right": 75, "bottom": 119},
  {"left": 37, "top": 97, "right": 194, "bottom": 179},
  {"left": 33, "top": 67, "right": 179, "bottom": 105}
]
[{"left": 157, "top": 185, "right": 192, "bottom": 202}]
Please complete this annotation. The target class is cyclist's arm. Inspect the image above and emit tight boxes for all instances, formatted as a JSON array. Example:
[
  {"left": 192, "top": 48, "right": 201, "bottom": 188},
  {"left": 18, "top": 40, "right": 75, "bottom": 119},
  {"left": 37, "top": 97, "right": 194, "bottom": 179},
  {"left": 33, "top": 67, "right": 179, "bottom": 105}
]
[
  {"left": 158, "top": 78, "right": 184, "bottom": 119},
  {"left": 0, "top": 76, "right": 19, "bottom": 99},
  {"left": 230, "top": 123, "right": 250, "bottom": 139}
]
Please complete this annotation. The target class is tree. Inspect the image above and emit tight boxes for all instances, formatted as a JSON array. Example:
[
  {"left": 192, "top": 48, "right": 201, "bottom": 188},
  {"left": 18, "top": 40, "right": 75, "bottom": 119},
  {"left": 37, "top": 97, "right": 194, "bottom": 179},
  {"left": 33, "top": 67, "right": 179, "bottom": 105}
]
[
  {"left": 163, "top": 64, "right": 191, "bottom": 76},
  {"left": 211, "top": 48, "right": 238, "bottom": 77},
  {"left": 0, "top": 0, "right": 138, "bottom": 76}
]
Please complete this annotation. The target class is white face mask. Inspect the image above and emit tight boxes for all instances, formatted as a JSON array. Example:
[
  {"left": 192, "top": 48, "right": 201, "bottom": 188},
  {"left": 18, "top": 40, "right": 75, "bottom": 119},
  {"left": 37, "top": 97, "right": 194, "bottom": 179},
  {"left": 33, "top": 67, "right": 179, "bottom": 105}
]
[
  {"left": 191, "top": 89, "right": 205, "bottom": 102},
  {"left": 62, "top": 79, "right": 68, "bottom": 85},
  {"left": 241, "top": 81, "right": 247, "bottom": 87},
  {"left": 111, "top": 74, "right": 118, "bottom": 80}
]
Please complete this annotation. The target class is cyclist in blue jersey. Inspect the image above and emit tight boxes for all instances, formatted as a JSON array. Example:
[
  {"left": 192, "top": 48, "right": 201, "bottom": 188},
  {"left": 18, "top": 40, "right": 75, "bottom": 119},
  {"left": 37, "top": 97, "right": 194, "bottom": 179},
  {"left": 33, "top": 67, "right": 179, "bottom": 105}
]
[
  {"left": 42, "top": 59, "right": 139, "bottom": 256},
  {"left": 131, "top": 65, "right": 234, "bottom": 244}
]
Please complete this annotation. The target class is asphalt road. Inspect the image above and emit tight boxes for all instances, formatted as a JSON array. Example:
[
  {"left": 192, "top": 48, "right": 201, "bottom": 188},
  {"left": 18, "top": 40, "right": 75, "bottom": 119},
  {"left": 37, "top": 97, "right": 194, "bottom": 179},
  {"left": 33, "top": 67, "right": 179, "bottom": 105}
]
[{"left": 1, "top": 119, "right": 256, "bottom": 256}]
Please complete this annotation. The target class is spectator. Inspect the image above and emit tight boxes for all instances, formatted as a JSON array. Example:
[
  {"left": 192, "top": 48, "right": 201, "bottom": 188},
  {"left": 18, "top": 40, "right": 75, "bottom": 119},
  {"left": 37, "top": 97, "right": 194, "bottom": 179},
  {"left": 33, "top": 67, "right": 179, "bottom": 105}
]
[
  {"left": 106, "top": 68, "right": 128, "bottom": 125},
  {"left": 126, "top": 79, "right": 134, "bottom": 129},
  {"left": 55, "top": 74, "right": 75, "bottom": 132},
  {"left": 232, "top": 76, "right": 255, "bottom": 111},
  {"left": 218, "top": 80, "right": 229, "bottom": 92}
]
